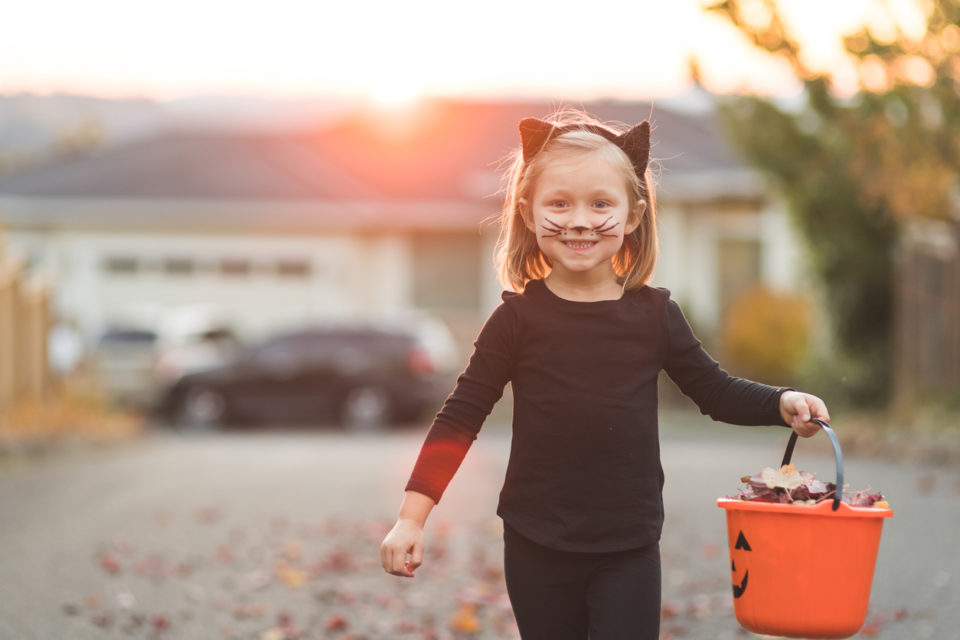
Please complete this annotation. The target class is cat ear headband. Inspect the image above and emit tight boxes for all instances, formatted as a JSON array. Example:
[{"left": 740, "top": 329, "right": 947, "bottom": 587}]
[{"left": 518, "top": 117, "right": 651, "bottom": 179}]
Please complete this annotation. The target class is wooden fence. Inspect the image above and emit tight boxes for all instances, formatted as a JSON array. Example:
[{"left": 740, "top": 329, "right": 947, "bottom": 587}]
[
  {"left": 893, "top": 219, "right": 960, "bottom": 409},
  {"left": 0, "top": 226, "right": 52, "bottom": 414}
]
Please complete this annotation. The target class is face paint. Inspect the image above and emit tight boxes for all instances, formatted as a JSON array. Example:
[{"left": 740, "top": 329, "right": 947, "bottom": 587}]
[
  {"left": 731, "top": 530, "right": 751, "bottom": 599},
  {"left": 539, "top": 215, "right": 622, "bottom": 238}
]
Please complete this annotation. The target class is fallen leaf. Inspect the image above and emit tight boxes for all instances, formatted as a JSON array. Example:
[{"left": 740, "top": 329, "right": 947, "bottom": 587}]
[
  {"left": 260, "top": 627, "right": 301, "bottom": 640},
  {"left": 761, "top": 464, "right": 804, "bottom": 490},
  {"left": 242, "top": 569, "right": 272, "bottom": 591},
  {"left": 194, "top": 506, "right": 221, "bottom": 525},
  {"left": 274, "top": 560, "right": 308, "bottom": 588},
  {"left": 112, "top": 534, "right": 135, "bottom": 553},
  {"left": 322, "top": 549, "right": 353, "bottom": 573},
  {"left": 325, "top": 615, "right": 348, "bottom": 631},
  {"left": 91, "top": 612, "right": 114, "bottom": 628},
  {"left": 116, "top": 591, "right": 137, "bottom": 609},
  {"left": 450, "top": 603, "right": 481, "bottom": 634},
  {"left": 98, "top": 552, "right": 122, "bottom": 574},
  {"left": 174, "top": 560, "right": 195, "bottom": 578},
  {"left": 152, "top": 614, "right": 171, "bottom": 632},
  {"left": 215, "top": 544, "right": 235, "bottom": 564},
  {"left": 395, "top": 620, "right": 419, "bottom": 632}
]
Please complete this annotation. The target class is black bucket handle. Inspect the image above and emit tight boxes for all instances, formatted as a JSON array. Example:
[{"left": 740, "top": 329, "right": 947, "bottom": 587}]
[{"left": 780, "top": 418, "right": 843, "bottom": 511}]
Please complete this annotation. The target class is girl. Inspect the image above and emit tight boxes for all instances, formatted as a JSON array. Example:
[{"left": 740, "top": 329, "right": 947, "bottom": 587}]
[{"left": 379, "top": 109, "right": 829, "bottom": 640}]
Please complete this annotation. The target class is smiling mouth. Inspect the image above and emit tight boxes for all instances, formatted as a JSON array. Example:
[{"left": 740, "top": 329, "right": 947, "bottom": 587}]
[{"left": 562, "top": 240, "right": 598, "bottom": 250}]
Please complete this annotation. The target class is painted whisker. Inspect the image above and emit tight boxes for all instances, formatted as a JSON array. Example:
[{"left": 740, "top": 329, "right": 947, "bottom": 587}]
[
  {"left": 538, "top": 216, "right": 620, "bottom": 238},
  {"left": 540, "top": 218, "right": 565, "bottom": 237},
  {"left": 593, "top": 216, "right": 621, "bottom": 236}
]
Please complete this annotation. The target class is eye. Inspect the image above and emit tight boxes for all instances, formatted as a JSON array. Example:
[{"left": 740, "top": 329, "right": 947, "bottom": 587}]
[
  {"left": 593, "top": 200, "right": 611, "bottom": 209},
  {"left": 548, "top": 199, "right": 568, "bottom": 209}
]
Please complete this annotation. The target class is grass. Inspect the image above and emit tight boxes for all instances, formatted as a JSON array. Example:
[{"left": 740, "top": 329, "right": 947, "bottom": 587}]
[{"left": 0, "top": 376, "right": 144, "bottom": 455}]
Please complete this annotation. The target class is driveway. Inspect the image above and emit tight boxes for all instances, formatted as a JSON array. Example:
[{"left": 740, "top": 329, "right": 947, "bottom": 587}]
[{"left": 0, "top": 412, "right": 956, "bottom": 639}]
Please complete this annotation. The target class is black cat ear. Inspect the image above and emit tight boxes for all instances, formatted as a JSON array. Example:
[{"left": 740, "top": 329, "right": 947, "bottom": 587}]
[
  {"left": 618, "top": 121, "right": 651, "bottom": 175},
  {"left": 519, "top": 118, "right": 558, "bottom": 162}
]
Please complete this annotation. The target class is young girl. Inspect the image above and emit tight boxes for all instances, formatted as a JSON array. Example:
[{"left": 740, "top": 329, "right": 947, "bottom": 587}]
[{"left": 379, "top": 109, "right": 829, "bottom": 640}]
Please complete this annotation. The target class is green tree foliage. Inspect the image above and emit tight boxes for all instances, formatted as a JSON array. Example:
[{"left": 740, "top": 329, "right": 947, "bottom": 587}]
[{"left": 704, "top": 0, "right": 960, "bottom": 404}]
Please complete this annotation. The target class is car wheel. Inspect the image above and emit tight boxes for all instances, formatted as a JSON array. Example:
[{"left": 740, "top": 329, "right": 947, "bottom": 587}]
[
  {"left": 340, "top": 385, "right": 391, "bottom": 432},
  {"left": 176, "top": 385, "right": 227, "bottom": 431}
]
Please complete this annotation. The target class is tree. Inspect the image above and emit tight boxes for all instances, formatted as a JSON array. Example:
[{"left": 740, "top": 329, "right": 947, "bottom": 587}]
[{"left": 704, "top": 0, "right": 960, "bottom": 404}]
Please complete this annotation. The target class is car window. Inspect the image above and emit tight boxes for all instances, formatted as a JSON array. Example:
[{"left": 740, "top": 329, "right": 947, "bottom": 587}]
[
  {"left": 250, "top": 329, "right": 414, "bottom": 365},
  {"left": 253, "top": 335, "right": 303, "bottom": 359},
  {"left": 98, "top": 328, "right": 158, "bottom": 345}
]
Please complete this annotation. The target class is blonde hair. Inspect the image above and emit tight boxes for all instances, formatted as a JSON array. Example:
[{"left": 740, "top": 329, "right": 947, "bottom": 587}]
[{"left": 495, "top": 110, "right": 658, "bottom": 293}]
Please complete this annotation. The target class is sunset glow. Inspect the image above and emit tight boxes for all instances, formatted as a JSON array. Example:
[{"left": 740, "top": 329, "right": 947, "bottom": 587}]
[
  {"left": 370, "top": 73, "right": 425, "bottom": 104},
  {"left": 0, "top": 0, "right": 928, "bottom": 101}
]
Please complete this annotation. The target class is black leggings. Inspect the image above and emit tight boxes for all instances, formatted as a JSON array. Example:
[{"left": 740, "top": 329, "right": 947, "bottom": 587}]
[{"left": 503, "top": 524, "right": 661, "bottom": 640}]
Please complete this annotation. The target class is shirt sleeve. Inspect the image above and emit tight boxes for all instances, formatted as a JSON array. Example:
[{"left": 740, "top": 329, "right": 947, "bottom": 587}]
[
  {"left": 663, "top": 298, "right": 789, "bottom": 427},
  {"left": 404, "top": 300, "right": 518, "bottom": 503}
]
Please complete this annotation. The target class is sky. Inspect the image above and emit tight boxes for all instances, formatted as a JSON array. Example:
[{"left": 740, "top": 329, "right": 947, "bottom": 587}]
[{"left": 0, "top": 0, "right": 927, "bottom": 103}]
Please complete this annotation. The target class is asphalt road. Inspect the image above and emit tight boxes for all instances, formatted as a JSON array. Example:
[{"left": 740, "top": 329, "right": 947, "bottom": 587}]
[{"left": 0, "top": 412, "right": 957, "bottom": 640}]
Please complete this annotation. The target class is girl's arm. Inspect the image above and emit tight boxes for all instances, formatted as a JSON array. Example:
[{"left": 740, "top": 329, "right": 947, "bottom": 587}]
[
  {"left": 380, "top": 490, "right": 435, "bottom": 578},
  {"left": 380, "top": 298, "right": 518, "bottom": 579},
  {"left": 663, "top": 297, "right": 828, "bottom": 430}
]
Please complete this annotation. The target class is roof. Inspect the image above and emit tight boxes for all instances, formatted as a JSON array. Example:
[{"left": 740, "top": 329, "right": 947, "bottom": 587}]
[{"left": 0, "top": 99, "right": 762, "bottom": 231}]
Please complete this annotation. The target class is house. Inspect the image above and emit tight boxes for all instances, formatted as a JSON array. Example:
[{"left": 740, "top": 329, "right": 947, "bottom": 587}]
[{"left": 0, "top": 99, "right": 802, "bottom": 356}]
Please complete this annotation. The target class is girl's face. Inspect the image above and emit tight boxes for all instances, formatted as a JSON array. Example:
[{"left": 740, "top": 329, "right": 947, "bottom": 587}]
[{"left": 522, "top": 149, "right": 642, "bottom": 287}]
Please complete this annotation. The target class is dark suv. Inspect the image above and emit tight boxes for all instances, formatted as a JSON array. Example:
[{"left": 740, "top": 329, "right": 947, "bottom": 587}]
[{"left": 156, "top": 325, "right": 451, "bottom": 430}]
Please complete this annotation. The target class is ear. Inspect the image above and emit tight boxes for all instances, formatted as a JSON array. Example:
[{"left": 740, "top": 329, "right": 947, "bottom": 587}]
[
  {"left": 518, "top": 198, "right": 536, "bottom": 232},
  {"left": 625, "top": 200, "right": 646, "bottom": 235},
  {"left": 618, "top": 121, "right": 651, "bottom": 175},
  {"left": 519, "top": 118, "right": 557, "bottom": 162}
]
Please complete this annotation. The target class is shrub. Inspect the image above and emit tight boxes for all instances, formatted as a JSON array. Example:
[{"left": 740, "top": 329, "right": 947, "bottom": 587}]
[{"left": 720, "top": 286, "right": 811, "bottom": 386}]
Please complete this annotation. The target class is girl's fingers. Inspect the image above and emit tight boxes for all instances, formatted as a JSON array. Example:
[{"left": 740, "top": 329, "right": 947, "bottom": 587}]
[
  {"left": 385, "top": 544, "right": 416, "bottom": 577},
  {"left": 379, "top": 544, "right": 390, "bottom": 572},
  {"left": 811, "top": 397, "right": 830, "bottom": 422},
  {"left": 381, "top": 542, "right": 401, "bottom": 575},
  {"left": 389, "top": 546, "right": 403, "bottom": 574},
  {"left": 409, "top": 542, "right": 424, "bottom": 572},
  {"left": 397, "top": 554, "right": 415, "bottom": 577}
]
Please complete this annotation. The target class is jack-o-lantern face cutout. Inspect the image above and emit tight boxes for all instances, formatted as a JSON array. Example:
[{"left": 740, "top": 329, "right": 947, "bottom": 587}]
[{"left": 731, "top": 530, "right": 751, "bottom": 598}]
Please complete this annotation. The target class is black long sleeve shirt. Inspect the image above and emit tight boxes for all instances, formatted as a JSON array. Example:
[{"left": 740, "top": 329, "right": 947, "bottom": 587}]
[{"left": 406, "top": 279, "right": 790, "bottom": 552}]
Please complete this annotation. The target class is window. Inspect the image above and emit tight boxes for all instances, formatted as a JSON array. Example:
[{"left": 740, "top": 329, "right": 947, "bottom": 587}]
[
  {"left": 163, "top": 258, "right": 194, "bottom": 276},
  {"left": 103, "top": 256, "right": 139, "bottom": 275},
  {"left": 717, "top": 237, "right": 762, "bottom": 321},
  {"left": 412, "top": 233, "right": 481, "bottom": 310},
  {"left": 220, "top": 259, "right": 251, "bottom": 277},
  {"left": 276, "top": 259, "right": 311, "bottom": 278}
]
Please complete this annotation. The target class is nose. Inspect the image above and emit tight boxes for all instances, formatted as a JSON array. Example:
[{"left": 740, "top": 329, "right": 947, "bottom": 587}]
[{"left": 565, "top": 205, "right": 593, "bottom": 234}]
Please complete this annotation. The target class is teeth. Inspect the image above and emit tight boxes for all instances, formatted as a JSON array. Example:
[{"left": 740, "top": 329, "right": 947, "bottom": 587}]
[{"left": 564, "top": 241, "right": 595, "bottom": 249}]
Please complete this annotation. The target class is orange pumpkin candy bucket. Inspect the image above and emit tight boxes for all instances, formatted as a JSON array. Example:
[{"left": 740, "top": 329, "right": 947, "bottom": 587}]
[{"left": 717, "top": 420, "right": 892, "bottom": 639}]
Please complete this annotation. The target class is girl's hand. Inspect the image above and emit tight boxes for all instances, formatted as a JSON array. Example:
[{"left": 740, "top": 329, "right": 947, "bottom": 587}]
[
  {"left": 779, "top": 390, "right": 830, "bottom": 437},
  {"left": 380, "top": 518, "right": 424, "bottom": 578}
]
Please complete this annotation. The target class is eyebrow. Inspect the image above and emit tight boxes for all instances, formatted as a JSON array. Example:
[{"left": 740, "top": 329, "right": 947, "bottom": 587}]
[{"left": 538, "top": 187, "right": 622, "bottom": 199}]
